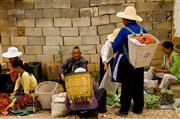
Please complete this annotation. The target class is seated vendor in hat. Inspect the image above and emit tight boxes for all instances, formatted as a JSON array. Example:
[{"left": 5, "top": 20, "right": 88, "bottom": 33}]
[
  {"left": 11, "top": 59, "right": 37, "bottom": 95},
  {"left": 58, "top": 46, "right": 88, "bottom": 91},
  {"left": 2, "top": 47, "right": 23, "bottom": 83}
]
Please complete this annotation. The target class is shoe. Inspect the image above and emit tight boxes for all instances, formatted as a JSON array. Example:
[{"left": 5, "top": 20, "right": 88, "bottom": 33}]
[
  {"left": 115, "top": 111, "right": 128, "bottom": 117},
  {"left": 98, "top": 109, "right": 107, "bottom": 113},
  {"left": 132, "top": 110, "right": 142, "bottom": 114}
]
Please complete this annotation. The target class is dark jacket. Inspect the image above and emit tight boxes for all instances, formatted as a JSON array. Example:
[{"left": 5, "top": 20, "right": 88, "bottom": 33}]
[{"left": 59, "top": 57, "right": 88, "bottom": 75}]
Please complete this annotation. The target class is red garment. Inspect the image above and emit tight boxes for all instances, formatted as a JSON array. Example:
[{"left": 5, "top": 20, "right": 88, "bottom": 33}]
[
  {"left": 8, "top": 61, "right": 18, "bottom": 83},
  {"left": 0, "top": 93, "right": 11, "bottom": 113}
]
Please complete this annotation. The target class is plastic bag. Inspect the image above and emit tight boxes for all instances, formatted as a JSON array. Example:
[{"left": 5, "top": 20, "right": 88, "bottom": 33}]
[
  {"left": 51, "top": 93, "right": 67, "bottom": 117},
  {"left": 144, "top": 79, "right": 158, "bottom": 94},
  {"left": 99, "top": 66, "right": 119, "bottom": 93}
]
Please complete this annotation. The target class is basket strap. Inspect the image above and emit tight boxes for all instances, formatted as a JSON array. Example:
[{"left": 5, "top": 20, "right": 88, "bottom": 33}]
[
  {"left": 125, "top": 26, "right": 144, "bottom": 36},
  {"left": 125, "top": 27, "right": 135, "bottom": 35},
  {"left": 140, "top": 26, "right": 143, "bottom": 34},
  {"left": 123, "top": 44, "right": 129, "bottom": 60}
]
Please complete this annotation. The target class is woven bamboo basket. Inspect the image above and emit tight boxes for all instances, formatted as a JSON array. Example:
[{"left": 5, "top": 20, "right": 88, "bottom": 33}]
[
  {"left": 65, "top": 72, "right": 93, "bottom": 104},
  {"left": 128, "top": 34, "right": 160, "bottom": 68},
  {"left": 35, "top": 81, "right": 64, "bottom": 109}
]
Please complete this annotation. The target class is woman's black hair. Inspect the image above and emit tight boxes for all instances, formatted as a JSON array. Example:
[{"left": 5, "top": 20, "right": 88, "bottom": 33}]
[
  {"left": 12, "top": 59, "right": 32, "bottom": 75},
  {"left": 161, "top": 41, "right": 174, "bottom": 50}
]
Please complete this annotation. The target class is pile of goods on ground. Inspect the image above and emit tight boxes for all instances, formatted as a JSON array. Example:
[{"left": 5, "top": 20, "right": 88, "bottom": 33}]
[
  {"left": 106, "top": 92, "right": 120, "bottom": 108},
  {"left": 0, "top": 93, "right": 11, "bottom": 114},
  {"left": 144, "top": 94, "right": 160, "bottom": 109},
  {"left": 159, "top": 89, "right": 174, "bottom": 105}
]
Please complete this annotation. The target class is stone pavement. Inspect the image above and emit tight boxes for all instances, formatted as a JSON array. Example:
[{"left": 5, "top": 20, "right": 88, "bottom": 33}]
[{"left": 2, "top": 108, "right": 180, "bottom": 119}]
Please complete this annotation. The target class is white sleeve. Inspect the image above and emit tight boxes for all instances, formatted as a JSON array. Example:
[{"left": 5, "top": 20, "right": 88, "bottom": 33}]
[{"left": 101, "top": 42, "right": 111, "bottom": 62}]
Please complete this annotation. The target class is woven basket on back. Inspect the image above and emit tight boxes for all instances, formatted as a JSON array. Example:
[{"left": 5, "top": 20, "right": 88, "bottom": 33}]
[
  {"left": 128, "top": 34, "right": 159, "bottom": 68},
  {"left": 65, "top": 72, "right": 93, "bottom": 104}
]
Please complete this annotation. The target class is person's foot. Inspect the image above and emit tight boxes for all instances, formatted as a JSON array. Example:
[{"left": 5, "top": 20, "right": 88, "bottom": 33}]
[
  {"left": 115, "top": 111, "right": 128, "bottom": 117},
  {"left": 132, "top": 110, "right": 142, "bottom": 114},
  {"left": 98, "top": 109, "right": 107, "bottom": 113}
]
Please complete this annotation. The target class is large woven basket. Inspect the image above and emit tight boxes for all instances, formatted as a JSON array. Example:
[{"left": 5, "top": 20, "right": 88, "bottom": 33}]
[
  {"left": 65, "top": 72, "right": 93, "bottom": 104},
  {"left": 128, "top": 34, "right": 159, "bottom": 68},
  {"left": 35, "top": 81, "right": 64, "bottom": 109}
]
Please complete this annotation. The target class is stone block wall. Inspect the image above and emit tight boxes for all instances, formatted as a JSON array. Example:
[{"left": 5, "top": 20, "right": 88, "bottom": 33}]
[{"left": 0, "top": 0, "right": 174, "bottom": 70}]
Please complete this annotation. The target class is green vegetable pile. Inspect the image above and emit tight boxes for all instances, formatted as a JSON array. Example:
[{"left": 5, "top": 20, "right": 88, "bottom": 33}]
[
  {"left": 159, "top": 89, "right": 174, "bottom": 105},
  {"left": 144, "top": 94, "right": 160, "bottom": 109},
  {"left": 91, "top": 71, "right": 100, "bottom": 82},
  {"left": 106, "top": 92, "right": 120, "bottom": 107},
  {"left": 176, "top": 103, "right": 180, "bottom": 108}
]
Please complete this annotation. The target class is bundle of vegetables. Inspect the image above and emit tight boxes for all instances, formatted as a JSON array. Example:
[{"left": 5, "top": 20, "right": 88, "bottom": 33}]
[
  {"left": 144, "top": 94, "right": 160, "bottom": 109},
  {"left": 132, "top": 35, "right": 156, "bottom": 45},
  {"left": 106, "top": 92, "right": 120, "bottom": 107},
  {"left": 0, "top": 93, "right": 11, "bottom": 113},
  {"left": 159, "top": 89, "right": 174, "bottom": 105},
  {"left": 14, "top": 94, "right": 42, "bottom": 111},
  {"left": 176, "top": 103, "right": 180, "bottom": 108}
]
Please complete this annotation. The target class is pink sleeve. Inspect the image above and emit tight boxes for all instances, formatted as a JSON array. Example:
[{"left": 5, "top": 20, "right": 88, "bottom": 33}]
[{"left": 8, "top": 62, "right": 18, "bottom": 83}]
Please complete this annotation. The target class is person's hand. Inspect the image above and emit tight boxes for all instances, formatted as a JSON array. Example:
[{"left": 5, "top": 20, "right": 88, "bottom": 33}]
[
  {"left": 103, "top": 61, "right": 108, "bottom": 71},
  {"left": 154, "top": 68, "right": 161, "bottom": 73},
  {"left": 11, "top": 91, "right": 16, "bottom": 96},
  {"left": 154, "top": 68, "right": 166, "bottom": 73},
  {"left": 61, "top": 73, "right": 65, "bottom": 81}
]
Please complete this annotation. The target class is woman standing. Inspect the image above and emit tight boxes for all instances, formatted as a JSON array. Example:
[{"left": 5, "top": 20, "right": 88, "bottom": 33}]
[{"left": 112, "top": 6, "right": 147, "bottom": 116}]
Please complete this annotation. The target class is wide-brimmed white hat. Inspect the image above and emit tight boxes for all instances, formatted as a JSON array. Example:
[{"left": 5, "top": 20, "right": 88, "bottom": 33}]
[
  {"left": 116, "top": 6, "right": 142, "bottom": 22},
  {"left": 74, "top": 67, "right": 87, "bottom": 73},
  {"left": 2, "top": 47, "right": 22, "bottom": 58},
  {"left": 107, "top": 28, "right": 121, "bottom": 42}
]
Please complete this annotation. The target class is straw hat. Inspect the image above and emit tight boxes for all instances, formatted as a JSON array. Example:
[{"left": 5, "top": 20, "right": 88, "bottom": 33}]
[
  {"left": 107, "top": 28, "right": 121, "bottom": 42},
  {"left": 2, "top": 47, "right": 22, "bottom": 58},
  {"left": 116, "top": 6, "right": 142, "bottom": 22}
]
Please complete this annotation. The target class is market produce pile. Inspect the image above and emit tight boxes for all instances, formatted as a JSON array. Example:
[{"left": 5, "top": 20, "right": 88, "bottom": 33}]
[
  {"left": 159, "top": 89, "right": 174, "bottom": 105},
  {"left": 0, "top": 93, "right": 11, "bottom": 113},
  {"left": 144, "top": 94, "right": 160, "bottom": 109},
  {"left": 14, "top": 94, "right": 42, "bottom": 110},
  {"left": 106, "top": 89, "right": 175, "bottom": 110},
  {"left": 106, "top": 92, "right": 120, "bottom": 107}
]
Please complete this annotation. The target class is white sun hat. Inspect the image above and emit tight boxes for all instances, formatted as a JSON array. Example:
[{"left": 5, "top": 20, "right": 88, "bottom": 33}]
[
  {"left": 116, "top": 6, "right": 142, "bottom": 22},
  {"left": 2, "top": 47, "right": 22, "bottom": 58},
  {"left": 74, "top": 67, "right": 87, "bottom": 73},
  {"left": 107, "top": 28, "right": 121, "bottom": 42}
]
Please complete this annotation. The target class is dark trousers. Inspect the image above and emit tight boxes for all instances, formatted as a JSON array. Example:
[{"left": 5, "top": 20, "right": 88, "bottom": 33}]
[
  {"left": 118, "top": 60, "right": 144, "bottom": 113},
  {"left": 74, "top": 88, "right": 107, "bottom": 117},
  {"left": 0, "top": 74, "right": 14, "bottom": 94},
  {"left": 99, "top": 57, "right": 105, "bottom": 85}
]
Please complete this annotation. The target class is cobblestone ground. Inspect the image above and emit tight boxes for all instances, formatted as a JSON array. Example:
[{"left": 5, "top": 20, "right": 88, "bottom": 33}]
[{"left": 2, "top": 108, "right": 180, "bottom": 119}]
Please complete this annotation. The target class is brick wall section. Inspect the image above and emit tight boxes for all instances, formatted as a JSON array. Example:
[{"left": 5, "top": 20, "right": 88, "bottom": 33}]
[{"left": 0, "top": 0, "right": 174, "bottom": 71}]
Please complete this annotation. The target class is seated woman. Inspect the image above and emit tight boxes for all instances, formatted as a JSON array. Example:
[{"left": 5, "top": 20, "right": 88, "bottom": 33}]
[
  {"left": 11, "top": 59, "right": 37, "bottom": 95},
  {"left": 145, "top": 41, "right": 180, "bottom": 89},
  {"left": 2, "top": 47, "right": 23, "bottom": 83}
]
